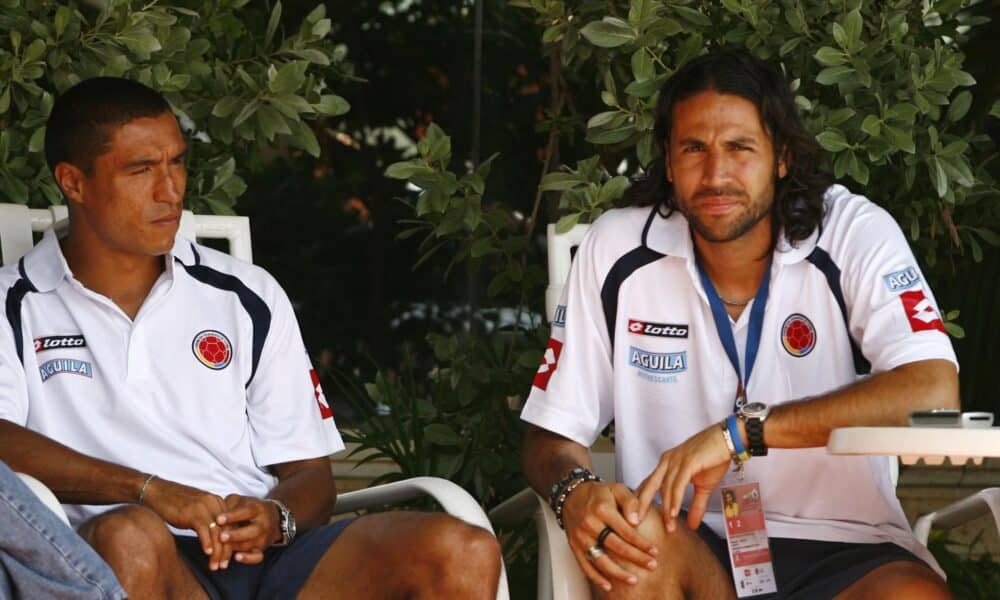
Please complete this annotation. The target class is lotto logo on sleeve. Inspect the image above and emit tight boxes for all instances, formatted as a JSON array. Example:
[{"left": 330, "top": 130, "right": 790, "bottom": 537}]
[
  {"left": 311, "top": 368, "right": 333, "bottom": 419},
  {"left": 192, "top": 330, "right": 233, "bottom": 370},
  {"left": 532, "top": 338, "right": 563, "bottom": 391},
  {"left": 900, "top": 290, "right": 945, "bottom": 333},
  {"left": 882, "top": 267, "right": 922, "bottom": 292},
  {"left": 627, "top": 319, "right": 689, "bottom": 338}
]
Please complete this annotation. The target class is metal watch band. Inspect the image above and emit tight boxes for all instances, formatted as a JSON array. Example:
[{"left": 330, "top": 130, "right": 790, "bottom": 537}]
[{"left": 746, "top": 417, "right": 768, "bottom": 456}]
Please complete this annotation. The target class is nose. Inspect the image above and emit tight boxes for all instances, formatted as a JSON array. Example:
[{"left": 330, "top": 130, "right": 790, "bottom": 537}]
[
  {"left": 701, "top": 149, "right": 730, "bottom": 187},
  {"left": 155, "top": 165, "right": 185, "bottom": 205}
]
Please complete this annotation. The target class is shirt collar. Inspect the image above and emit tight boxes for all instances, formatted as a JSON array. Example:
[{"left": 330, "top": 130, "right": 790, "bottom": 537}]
[
  {"left": 21, "top": 226, "right": 194, "bottom": 292},
  {"left": 641, "top": 204, "right": 820, "bottom": 264}
]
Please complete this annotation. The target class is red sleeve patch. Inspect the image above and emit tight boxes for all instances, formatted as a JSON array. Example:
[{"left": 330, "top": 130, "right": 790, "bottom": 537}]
[
  {"left": 532, "top": 338, "right": 563, "bottom": 391},
  {"left": 900, "top": 290, "right": 945, "bottom": 333},
  {"left": 311, "top": 368, "right": 333, "bottom": 419}
]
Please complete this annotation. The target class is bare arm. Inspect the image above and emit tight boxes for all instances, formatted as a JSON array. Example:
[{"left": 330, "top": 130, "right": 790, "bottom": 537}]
[
  {"left": 522, "top": 424, "right": 593, "bottom": 497},
  {"left": 762, "top": 358, "right": 959, "bottom": 448},
  {"left": 0, "top": 418, "right": 148, "bottom": 504},
  {"left": 269, "top": 457, "right": 337, "bottom": 531}
]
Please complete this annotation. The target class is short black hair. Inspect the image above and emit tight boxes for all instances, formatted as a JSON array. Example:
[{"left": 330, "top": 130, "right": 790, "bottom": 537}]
[
  {"left": 626, "top": 49, "right": 832, "bottom": 244},
  {"left": 45, "top": 77, "right": 172, "bottom": 176}
]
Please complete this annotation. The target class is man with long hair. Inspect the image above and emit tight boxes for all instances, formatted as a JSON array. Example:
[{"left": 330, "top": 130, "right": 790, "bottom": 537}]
[{"left": 522, "top": 50, "right": 956, "bottom": 598}]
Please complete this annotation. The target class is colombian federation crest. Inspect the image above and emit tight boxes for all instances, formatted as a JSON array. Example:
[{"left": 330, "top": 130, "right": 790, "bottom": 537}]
[
  {"left": 192, "top": 330, "right": 233, "bottom": 370},
  {"left": 781, "top": 314, "right": 816, "bottom": 357}
]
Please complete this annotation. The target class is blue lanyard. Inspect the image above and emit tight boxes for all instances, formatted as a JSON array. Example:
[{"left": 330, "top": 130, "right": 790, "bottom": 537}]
[{"left": 695, "top": 256, "right": 771, "bottom": 411}]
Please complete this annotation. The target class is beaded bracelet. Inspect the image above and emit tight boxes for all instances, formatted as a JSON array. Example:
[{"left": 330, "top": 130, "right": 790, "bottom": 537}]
[{"left": 549, "top": 468, "right": 602, "bottom": 529}]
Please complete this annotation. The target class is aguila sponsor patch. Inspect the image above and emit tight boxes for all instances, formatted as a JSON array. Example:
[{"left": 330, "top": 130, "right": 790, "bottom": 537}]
[
  {"left": 900, "top": 290, "right": 945, "bottom": 333},
  {"left": 629, "top": 346, "right": 686, "bottom": 383},
  {"left": 882, "top": 267, "right": 922, "bottom": 293},
  {"left": 553, "top": 305, "right": 567, "bottom": 328},
  {"left": 39, "top": 358, "right": 93, "bottom": 382},
  {"left": 532, "top": 338, "right": 563, "bottom": 391},
  {"left": 192, "top": 330, "right": 233, "bottom": 370},
  {"left": 780, "top": 314, "right": 816, "bottom": 357},
  {"left": 34, "top": 335, "right": 87, "bottom": 352},
  {"left": 627, "top": 319, "right": 689, "bottom": 338}
]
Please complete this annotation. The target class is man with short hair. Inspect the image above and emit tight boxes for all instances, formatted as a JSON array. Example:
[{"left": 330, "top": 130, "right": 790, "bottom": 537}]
[
  {"left": 0, "top": 77, "right": 501, "bottom": 599},
  {"left": 521, "top": 50, "right": 957, "bottom": 599}
]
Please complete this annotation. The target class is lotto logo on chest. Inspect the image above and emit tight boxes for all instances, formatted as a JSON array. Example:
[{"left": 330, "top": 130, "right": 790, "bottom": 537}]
[{"left": 192, "top": 330, "right": 233, "bottom": 370}]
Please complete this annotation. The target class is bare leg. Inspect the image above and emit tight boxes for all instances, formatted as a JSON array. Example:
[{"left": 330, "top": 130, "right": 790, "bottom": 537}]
[
  {"left": 835, "top": 560, "right": 951, "bottom": 600},
  {"left": 592, "top": 505, "right": 734, "bottom": 600},
  {"left": 79, "top": 506, "right": 207, "bottom": 600},
  {"left": 297, "top": 512, "right": 502, "bottom": 600}
]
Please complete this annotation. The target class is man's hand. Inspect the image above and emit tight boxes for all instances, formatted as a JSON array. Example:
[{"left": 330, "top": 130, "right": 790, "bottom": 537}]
[
  {"left": 561, "top": 481, "right": 659, "bottom": 592},
  {"left": 636, "top": 424, "right": 732, "bottom": 533},
  {"left": 140, "top": 477, "right": 232, "bottom": 571},
  {"left": 216, "top": 494, "right": 282, "bottom": 564}
]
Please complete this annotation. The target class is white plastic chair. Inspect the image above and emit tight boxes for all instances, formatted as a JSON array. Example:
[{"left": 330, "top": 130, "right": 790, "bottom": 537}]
[
  {"left": 491, "top": 221, "right": 999, "bottom": 600},
  {"left": 1, "top": 201, "right": 509, "bottom": 600}
]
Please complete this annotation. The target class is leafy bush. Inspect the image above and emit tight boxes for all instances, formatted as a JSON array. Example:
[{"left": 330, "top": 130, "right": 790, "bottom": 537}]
[{"left": 0, "top": 0, "right": 351, "bottom": 213}]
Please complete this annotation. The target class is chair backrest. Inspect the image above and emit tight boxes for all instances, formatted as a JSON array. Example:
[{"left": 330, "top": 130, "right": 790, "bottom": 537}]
[
  {"left": 545, "top": 223, "right": 590, "bottom": 323},
  {"left": 0, "top": 203, "right": 253, "bottom": 266}
]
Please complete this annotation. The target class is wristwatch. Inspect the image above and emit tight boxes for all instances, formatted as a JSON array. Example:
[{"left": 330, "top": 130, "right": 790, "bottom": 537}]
[
  {"left": 738, "top": 401, "right": 771, "bottom": 457},
  {"left": 267, "top": 499, "right": 296, "bottom": 547}
]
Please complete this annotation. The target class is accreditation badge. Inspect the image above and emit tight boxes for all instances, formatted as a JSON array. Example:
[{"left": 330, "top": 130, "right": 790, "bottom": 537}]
[{"left": 721, "top": 482, "right": 777, "bottom": 597}]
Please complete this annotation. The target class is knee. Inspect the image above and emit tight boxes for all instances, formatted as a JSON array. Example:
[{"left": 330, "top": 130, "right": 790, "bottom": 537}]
[
  {"left": 80, "top": 506, "right": 173, "bottom": 577},
  {"left": 417, "top": 516, "right": 501, "bottom": 591}
]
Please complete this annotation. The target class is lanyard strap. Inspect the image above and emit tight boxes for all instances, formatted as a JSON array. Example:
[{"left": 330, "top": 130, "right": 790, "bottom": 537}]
[{"left": 695, "top": 257, "right": 771, "bottom": 411}]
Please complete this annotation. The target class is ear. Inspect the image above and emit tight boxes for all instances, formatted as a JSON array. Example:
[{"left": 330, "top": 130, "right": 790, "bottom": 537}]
[
  {"left": 777, "top": 147, "right": 789, "bottom": 179},
  {"left": 53, "top": 162, "right": 87, "bottom": 205}
]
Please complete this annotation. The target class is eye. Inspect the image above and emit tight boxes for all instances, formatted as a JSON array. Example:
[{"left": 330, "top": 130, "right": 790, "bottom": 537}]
[
  {"left": 131, "top": 166, "right": 152, "bottom": 175},
  {"left": 682, "top": 144, "right": 704, "bottom": 153}
]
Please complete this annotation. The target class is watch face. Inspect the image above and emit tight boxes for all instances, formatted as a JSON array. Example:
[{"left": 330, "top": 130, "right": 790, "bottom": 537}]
[{"left": 742, "top": 402, "right": 769, "bottom": 417}]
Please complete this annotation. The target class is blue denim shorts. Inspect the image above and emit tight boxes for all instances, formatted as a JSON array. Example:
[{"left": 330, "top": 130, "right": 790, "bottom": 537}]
[{"left": 174, "top": 518, "right": 356, "bottom": 600}]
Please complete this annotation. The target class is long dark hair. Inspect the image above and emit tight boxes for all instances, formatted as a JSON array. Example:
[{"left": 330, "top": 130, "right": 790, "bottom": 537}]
[{"left": 625, "top": 50, "right": 832, "bottom": 244}]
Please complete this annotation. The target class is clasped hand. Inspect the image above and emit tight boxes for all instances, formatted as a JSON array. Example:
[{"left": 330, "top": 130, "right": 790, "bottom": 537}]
[{"left": 142, "top": 478, "right": 281, "bottom": 570}]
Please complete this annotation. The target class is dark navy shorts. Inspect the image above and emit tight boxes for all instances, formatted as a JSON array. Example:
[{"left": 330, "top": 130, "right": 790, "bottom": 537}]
[
  {"left": 691, "top": 518, "right": 931, "bottom": 599},
  {"left": 175, "top": 518, "right": 356, "bottom": 600}
]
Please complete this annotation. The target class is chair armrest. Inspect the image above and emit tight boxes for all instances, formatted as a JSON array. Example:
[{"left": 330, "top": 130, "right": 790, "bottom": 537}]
[
  {"left": 16, "top": 472, "right": 70, "bottom": 525},
  {"left": 913, "top": 488, "right": 1000, "bottom": 545},
  {"left": 489, "top": 488, "right": 591, "bottom": 600}
]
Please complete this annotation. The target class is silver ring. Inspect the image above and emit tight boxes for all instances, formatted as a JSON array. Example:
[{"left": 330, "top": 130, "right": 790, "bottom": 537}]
[
  {"left": 587, "top": 545, "right": 605, "bottom": 561},
  {"left": 208, "top": 522, "right": 217, "bottom": 529}
]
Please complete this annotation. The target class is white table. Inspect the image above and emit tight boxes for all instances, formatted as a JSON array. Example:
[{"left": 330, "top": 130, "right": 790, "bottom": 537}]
[
  {"left": 827, "top": 426, "right": 1000, "bottom": 543},
  {"left": 827, "top": 426, "right": 1000, "bottom": 465}
]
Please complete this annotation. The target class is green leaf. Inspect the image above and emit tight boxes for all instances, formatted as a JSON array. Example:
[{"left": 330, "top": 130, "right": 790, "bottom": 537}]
[
  {"left": 55, "top": 6, "right": 72, "bottom": 38},
  {"left": 232, "top": 101, "right": 258, "bottom": 127},
  {"left": 946, "top": 90, "right": 972, "bottom": 122},
  {"left": 539, "top": 172, "right": 583, "bottom": 191},
  {"left": 815, "top": 66, "right": 854, "bottom": 85},
  {"left": 257, "top": 105, "right": 292, "bottom": 141},
  {"left": 0, "top": 86, "right": 10, "bottom": 115},
  {"left": 587, "top": 111, "right": 621, "bottom": 129},
  {"left": 265, "top": 1, "right": 282, "bottom": 48},
  {"left": 814, "top": 46, "right": 847, "bottom": 67},
  {"left": 943, "top": 321, "right": 965, "bottom": 339},
  {"left": 816, "top": 129, "right": 850, "bottom": 152},
  {"left": 832, "top": 23, "right": 848, "bottom": 49},
  {"left": 586, "top": 125, "right": 635, "bottom": 145},
  {"left": 28, "top": 127, "right": 45, "bottom": 153},
  {"left": 313, "top": 94, "right": 350, "bottom": 116},
  {"left": 22, "top": 39, "right": 46, "bottom": 64},
  {"left": 268, "top": 61, "right": 308, "bottom": 95},
  {"left": 673, "top": 6, "right": 712, "bottom": 27},
  {"left": 843, "top": 9, "right": 863, "bottom": 45},
  {"left": 927, "top": 157, "right": 948, "bottom": 198},
  {"left": 289, "top": 121, "right": 320, "bottom": 157},
  {"left": 118, "top": 28, "right": 162, "bottom": 56},
  {"left": 555, "top": 212, "right": 581, "bottom": 234},
  {"left": 470, "top": 237, "right": 494, "bottom": 258},
  {"left": 312, "top": 19, "right": 332, "bottom": 38},
  {"left": 779, "top": 37, "right": 803, "bottom": 57},
  {"left": 631, "top": 48, "right": 654, "bottom": 81},
  {"left": 883, "top": 125, "right": 915, "bottom": 153},
  {"left": 385, "top": 160, "right": 433, "bottom": 180},
  {"left": 212, "top": 97, "right": 242, "bottom": 118},
  {"left": 991, "top": 101, "right": 1000, "bottom": 119},
  {"left": 291, "top": 49, "right": 330, "bottom": 66},
  {"left": 580, "top": 18, "right": 635, "bottom": 48},
  {"left": 860, "top": 115, "right": 881, "bottom": 137}
]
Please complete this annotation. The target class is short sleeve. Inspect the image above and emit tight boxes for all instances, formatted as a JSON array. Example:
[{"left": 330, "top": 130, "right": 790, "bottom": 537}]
[
  {"left": 836, "top": 201, "right": 957, "bottom": 372},
  {"left": 245, "top": 280, "right": 344, "bottom": 468},
  {"left": 0, "top": 299, "right": 29, "bottom": 425},
  {"left": 520, "top": 226, "right": 615, "bottom": 447}
]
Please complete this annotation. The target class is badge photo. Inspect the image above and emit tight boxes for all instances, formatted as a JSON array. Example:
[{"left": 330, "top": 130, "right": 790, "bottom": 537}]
[{"left": 192, "top": 330, "right": 233, "bottom": 370}]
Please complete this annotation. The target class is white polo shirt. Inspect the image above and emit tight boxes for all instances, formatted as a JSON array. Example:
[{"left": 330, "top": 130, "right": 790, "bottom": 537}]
[
  {"left": 0, "top": 227, "right": 343, "bottom": 528},
  {"left": 522, "top": 185, "right": 956, "bottom": 572}
]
